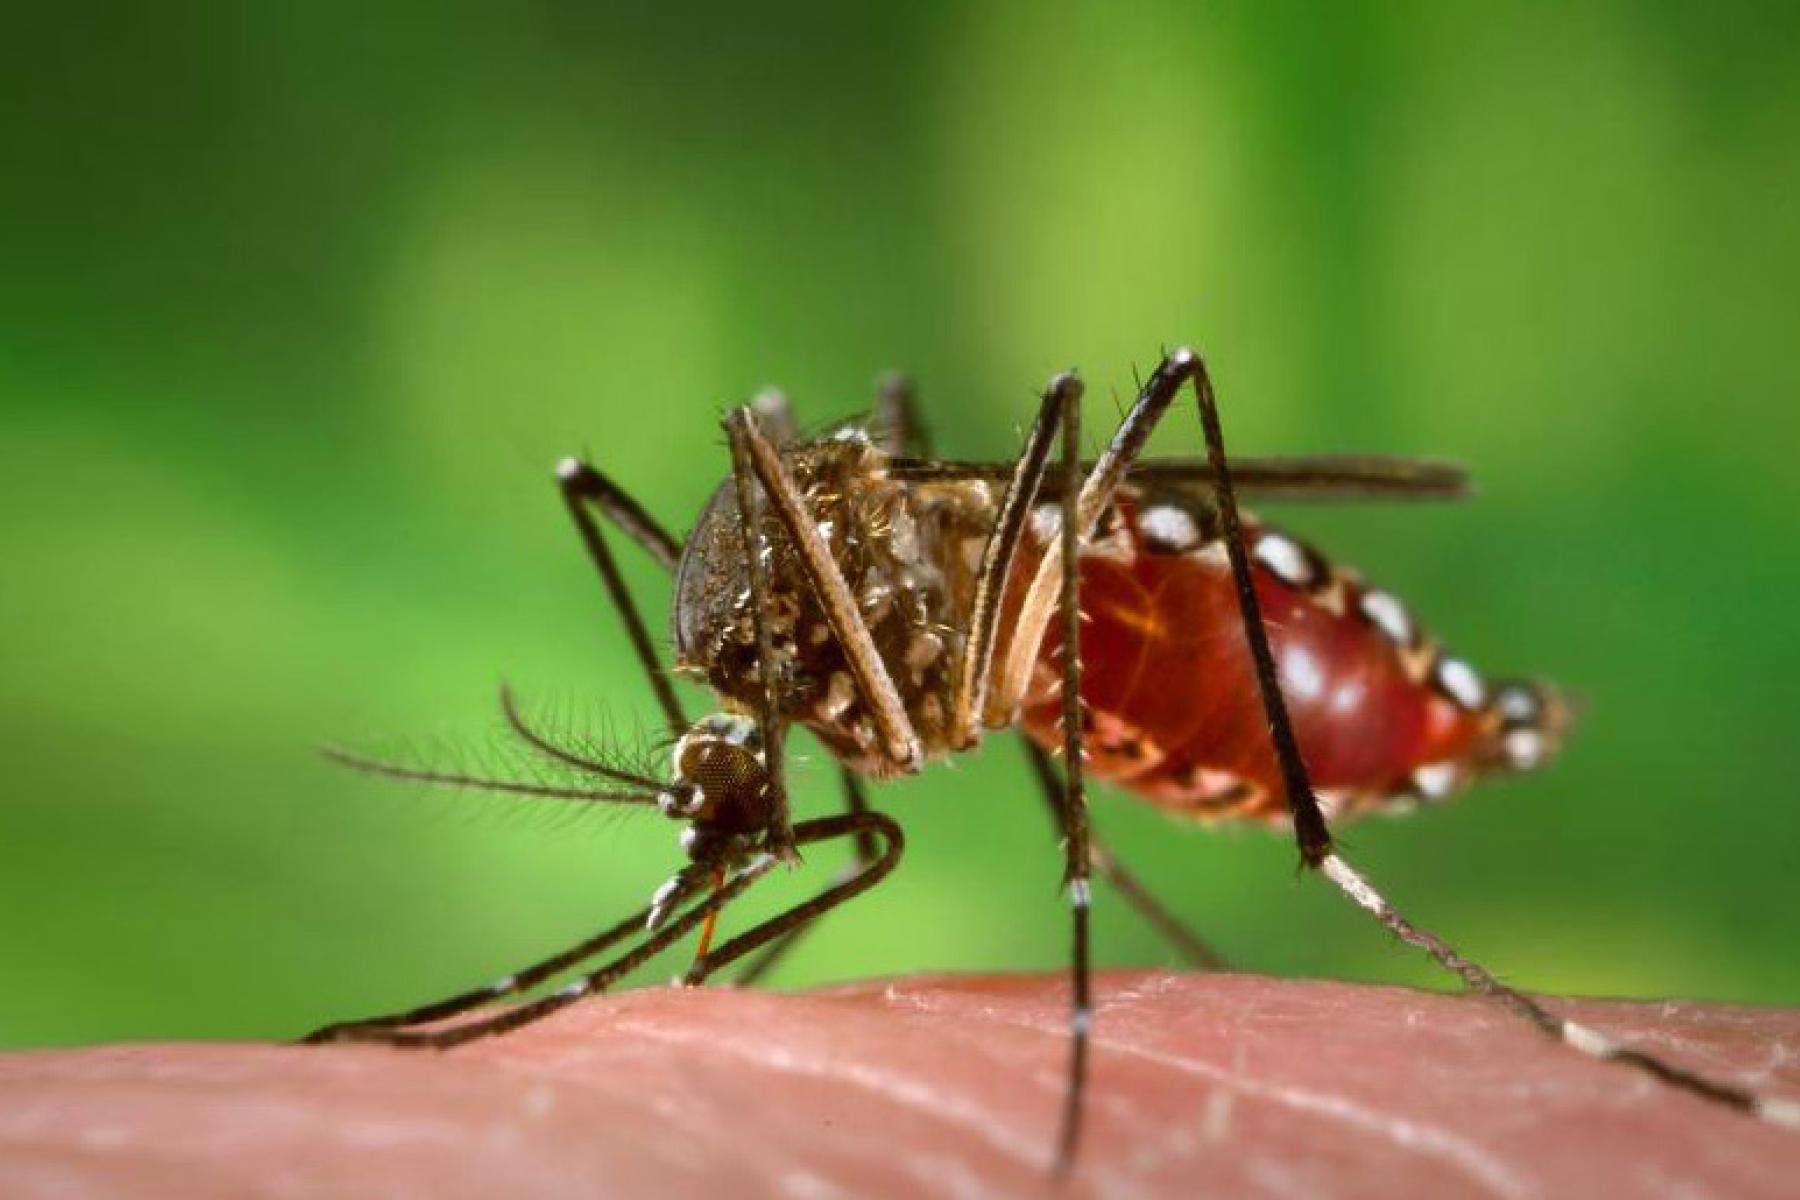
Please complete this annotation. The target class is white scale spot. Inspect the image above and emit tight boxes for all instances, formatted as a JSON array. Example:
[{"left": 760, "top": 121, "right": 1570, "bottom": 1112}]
[
  {"left": 1253, "top": 532, "right": 1314, "bottom": 589},
  {"left": 1321, "top": 854, "right": 1386, "bottom": 916},
  {"left": 1435, "top": 657, "right": 1487, "bottom": 711},
  {"left": 1280, "top": 644, "right": 1326, "bottom": 704},
  {"left": 1136, "top": 505, "right": 1201, "bottom": 552},
  {"left": 1412, "top": 762, "right": 1461, "bottom": 801},
  {"left": 554, "top": 456, "right": 582, "bottom": 482},
  {"left": 1072, "top": 1007, "right": 1094, "bottom": 1037},
  {"left": 1030, "top": 502, "right": 1062, "bottom": 545},
  {"left": 818, "top": 671, "right": 856, "bottom": 721},
  {"left": 1496, "top": 685, "right": 1540, "bottom": 724},
  {"left": 556, "top": 980, "right": 588, "bottom": 999},
  {"left": 1503, "top": 728, "right": 1546, "bottom": 770},
  {"left": 1069, "top": 878, "right": 1092, "bottom": 910},
  {"left": 488, "top": 974, "right": 518, "bottom": 995},
  {"left": 1357, "top": 589, "right": 1414, "bottom": 647}
]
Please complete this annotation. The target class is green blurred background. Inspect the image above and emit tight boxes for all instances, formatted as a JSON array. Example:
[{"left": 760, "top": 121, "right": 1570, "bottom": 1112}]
[{"left": 4, "top": 2, "right": 1798, "bottom": 1048}]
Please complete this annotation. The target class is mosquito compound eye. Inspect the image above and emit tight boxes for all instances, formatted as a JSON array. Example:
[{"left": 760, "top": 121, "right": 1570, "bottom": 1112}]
[
  {"left": 687, "top": 740, "right": 763, "bottom": 797},
  {"left": 672, "top": 729, "right": 773, "bottom": 833}
]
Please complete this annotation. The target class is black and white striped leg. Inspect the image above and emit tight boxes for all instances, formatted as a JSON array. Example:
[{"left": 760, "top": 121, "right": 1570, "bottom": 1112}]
[
  {"left": 301, "top": 861, "right": 725, "bottom": 1045},
  {"left": 1178, "top": 344, "right": 1800, "bottom": 1134},
  {"left": 1318, "top": 854, "right": 1800, "bottom": 1129},
  {"left": 1021, "top": 740, "right": 1228, "bottom": 972},
  {"left": 1049, "top": 372, "right": 1094, "bottom": 1178},
  {"left": 305, "top": 814, "right": 896, "bottom": 1050}
]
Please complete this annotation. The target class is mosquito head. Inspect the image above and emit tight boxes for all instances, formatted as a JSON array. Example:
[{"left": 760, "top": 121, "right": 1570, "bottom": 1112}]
[{"left": 659, "top": 713, "right": 775, "bottom": 844}]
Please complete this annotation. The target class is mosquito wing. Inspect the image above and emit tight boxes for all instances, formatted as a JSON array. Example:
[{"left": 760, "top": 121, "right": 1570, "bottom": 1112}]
[{"left": 888, "top": 454, "right": 1470, "bottom": 501}]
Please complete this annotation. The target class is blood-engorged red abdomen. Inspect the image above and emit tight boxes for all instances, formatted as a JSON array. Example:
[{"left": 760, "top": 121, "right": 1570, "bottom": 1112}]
[{"left": 1016, "top": 496, "right": 1569, "bottom": 823}]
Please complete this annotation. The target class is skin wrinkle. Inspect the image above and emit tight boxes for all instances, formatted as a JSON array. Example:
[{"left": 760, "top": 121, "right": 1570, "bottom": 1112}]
[
  {"left": 1079, "top": 1025, "right": 1532, "bottom": 1200},
  {"left": 874, "top": 989, "right": 1156, "bottom": 1135},
  {"left": 499, "top": 1049, "right": 749, "bottom": 1179},
  {"left": 607, "top": 1013, "right": 1051, "bottom": 1181},
  {"left": 888, "top": 986, "right": 1532, "bottom": 1200},
  {"left": 513, "top": 1032, "right": 836, "bottom": 1185}
]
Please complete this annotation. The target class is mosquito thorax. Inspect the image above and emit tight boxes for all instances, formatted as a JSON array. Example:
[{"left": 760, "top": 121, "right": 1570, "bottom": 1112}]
[{"left": 670, "top": 431, "right": 997, "bottom": 773}]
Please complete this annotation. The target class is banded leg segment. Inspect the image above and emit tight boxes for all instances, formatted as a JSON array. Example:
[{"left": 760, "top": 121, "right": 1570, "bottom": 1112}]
[
  {"left": 1049, "top": 374, "right": 1092, "bottom": 1177},
  {"left": 305, "top": 813, "right": 900, "bottom": 1050},
  {"left": 1020, "top": 740, "right": 1227, "bottom": 972}
]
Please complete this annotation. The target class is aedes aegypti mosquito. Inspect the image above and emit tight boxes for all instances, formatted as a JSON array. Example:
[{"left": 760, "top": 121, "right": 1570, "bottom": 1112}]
[{"left": 307, "top": 348, "right": 1799, "bottom": 1172}]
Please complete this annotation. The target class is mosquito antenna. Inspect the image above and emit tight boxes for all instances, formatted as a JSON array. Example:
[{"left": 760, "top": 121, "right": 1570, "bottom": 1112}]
[
  {"left": 497, "top": 684, "right": 664, "bottom": 791},
  {"left": 320, "top": 746, "right": 659, "bottom": 806}
]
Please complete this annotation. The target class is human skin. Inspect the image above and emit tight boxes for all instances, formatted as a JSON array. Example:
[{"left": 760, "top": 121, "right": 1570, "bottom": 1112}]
[{"left": 3, "top": 972, "right": 1797, "bottom": 1199}]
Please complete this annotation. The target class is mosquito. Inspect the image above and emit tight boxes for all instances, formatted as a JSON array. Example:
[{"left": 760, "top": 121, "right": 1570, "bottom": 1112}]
[{"left": 306, "top": 347, "right": 1799, "bottom": 1173}]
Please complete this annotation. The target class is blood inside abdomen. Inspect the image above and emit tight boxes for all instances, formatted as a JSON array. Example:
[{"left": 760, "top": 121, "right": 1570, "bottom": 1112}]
[{"left": 1018, "top": 527, "right": 1484, "bottom": 822}]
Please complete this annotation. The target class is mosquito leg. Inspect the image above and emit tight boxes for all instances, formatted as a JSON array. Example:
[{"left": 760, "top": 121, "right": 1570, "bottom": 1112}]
[
  {"left": 751, "top": 387, "right": 801, "bottom": 447},
  {"left": 871, "top": 371, "right": 934, "bottom": 458},
  {"left": 308, "top": 814, "right": 895, "bottom": 1050},
  {"left": 1020, "top": 740, "right": 1228, "bottom": 972},
  {"left": 685, "top": 810, "right": 903, "bottom": 985},
  {"left": 1180, "top": 346, "right": 1800, "bottom": 1131},
  {"left": 1315, "top": 855, "right": 1798, "bottom": 1128},
  {"left": 725, "top": 414, "right": 798, "bottom": 859},
  {"left": 310, "top": 861, "right": 772, "bottom": 1048},
  {"left": 725, "top": 408, "right": 924, "bottom": 775},
  {"left": 301, "top": 863, "right": 713, "bottom": 1043},
  {"left": 1048, "top": 373, "right": 1094, "bottom": 1177},
  {"left": 731, "top": 768, "right": 878, "bottom": 986},
  {"left": 555, "top": 458, "right": 688, "bottom": 736},
  {"left": 985, "top": 353, "right": 1200, "bottom": 729},
  {"left": 949, "top": 380, "right": 1069, "bottom": 747}
]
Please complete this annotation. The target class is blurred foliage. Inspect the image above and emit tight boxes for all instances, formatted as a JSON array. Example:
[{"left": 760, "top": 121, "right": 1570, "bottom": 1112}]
[{"left": 3, "top": 1, "right": 1799, "bottom": 1047}]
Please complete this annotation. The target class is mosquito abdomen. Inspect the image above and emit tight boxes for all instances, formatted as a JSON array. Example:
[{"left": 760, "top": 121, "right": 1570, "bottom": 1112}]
[{"left": 1018, "top": 494, "right": 1571, "bottom": 823}]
